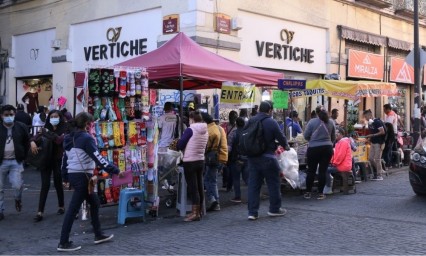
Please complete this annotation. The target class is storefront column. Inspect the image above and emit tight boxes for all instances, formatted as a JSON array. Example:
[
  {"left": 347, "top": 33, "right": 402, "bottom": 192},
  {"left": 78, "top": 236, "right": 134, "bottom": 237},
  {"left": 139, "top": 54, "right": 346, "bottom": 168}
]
[
  {"left": 52, "top": 61, "right": 74, "bottom": 113},
  {"left": 5, "top": 67, "right": 16, "bottom": 106}
]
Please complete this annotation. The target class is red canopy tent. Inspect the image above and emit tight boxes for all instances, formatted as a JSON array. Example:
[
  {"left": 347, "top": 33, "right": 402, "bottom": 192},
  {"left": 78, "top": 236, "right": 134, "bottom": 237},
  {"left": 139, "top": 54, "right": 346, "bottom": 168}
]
[{"left": 116, "top": 32, "right": 283, "bottom": 90}]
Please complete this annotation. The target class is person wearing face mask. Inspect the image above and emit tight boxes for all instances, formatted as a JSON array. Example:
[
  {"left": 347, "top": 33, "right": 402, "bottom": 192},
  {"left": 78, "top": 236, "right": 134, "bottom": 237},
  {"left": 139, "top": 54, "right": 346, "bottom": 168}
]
[
  {"left": 0, "top": 105, "right": 30, "bottom": 221},
  {"left": 57, "top": 112, "right": 123, "bottom": 252},
  {"left": 31, "top": 110, "right": 68, "bottom": 222}
]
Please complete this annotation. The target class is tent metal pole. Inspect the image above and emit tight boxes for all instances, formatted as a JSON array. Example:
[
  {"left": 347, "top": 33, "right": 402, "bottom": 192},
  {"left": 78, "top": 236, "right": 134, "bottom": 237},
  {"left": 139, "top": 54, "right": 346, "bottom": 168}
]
[{"left": 179, "top": 76, "right": 184, "bottom": 135}]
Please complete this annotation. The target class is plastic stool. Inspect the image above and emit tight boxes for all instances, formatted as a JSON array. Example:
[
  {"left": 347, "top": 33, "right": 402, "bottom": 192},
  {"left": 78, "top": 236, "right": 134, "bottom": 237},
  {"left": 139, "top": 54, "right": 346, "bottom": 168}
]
[{"left": 117, "top": 188, "right": 145, "bottom": 224}]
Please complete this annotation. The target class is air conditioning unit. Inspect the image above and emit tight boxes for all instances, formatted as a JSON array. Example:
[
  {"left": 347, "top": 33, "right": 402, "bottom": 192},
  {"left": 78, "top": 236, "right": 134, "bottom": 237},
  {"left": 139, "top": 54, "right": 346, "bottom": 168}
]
[{"left": 231, "top": 17, "right": 242, "bottom": 31}]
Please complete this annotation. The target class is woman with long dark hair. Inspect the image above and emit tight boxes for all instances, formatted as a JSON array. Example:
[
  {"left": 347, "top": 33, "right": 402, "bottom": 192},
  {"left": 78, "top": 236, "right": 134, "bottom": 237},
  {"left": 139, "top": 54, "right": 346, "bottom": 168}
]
[
  {"left": 31, "top": 110, "right": 68, "bottom": 222},
  {"left": 303, "top": 109, "right": 336, "bottom": 200},
  {"left": 177, "top": 110, "right": 208, "bottom": 222}
]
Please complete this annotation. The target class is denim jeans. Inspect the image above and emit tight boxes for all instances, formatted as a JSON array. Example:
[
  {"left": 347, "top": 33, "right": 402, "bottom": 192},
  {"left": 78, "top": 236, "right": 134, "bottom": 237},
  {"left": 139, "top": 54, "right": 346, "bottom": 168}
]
[
  {"left": 230, "top": 159, "right": 248, "bottom": 199},
  {"left": 247, "top": 156, "right": 281, "bottom": 216},
  {"left": 0, "top": 160, "right": 24, "bottom": 213},
  {"left": 326, "top": 166, "right": 338, "bottom": 187},
  {"left": 204, "top": 164, "right": 220, "bottom": 202},
  {"left": 59, "top": 173, "right": 102, "bottom": 244}
]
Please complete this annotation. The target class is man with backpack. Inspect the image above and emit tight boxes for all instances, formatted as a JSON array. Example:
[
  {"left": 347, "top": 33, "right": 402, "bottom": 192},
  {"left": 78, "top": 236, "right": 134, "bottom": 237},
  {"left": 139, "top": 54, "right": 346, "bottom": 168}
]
[
  {"left": 363, "top": 109, "right": 386, "bottom": 181},
  {"left": 240, "top": 101, "right": 290, "bottom": 220}
]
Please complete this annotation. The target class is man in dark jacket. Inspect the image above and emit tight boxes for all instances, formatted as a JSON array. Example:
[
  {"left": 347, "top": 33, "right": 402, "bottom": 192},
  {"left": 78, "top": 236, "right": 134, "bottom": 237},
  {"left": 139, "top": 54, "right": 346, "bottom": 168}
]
[
  {"left": 0, "top": 105, "right": 30, "bottom": 221},
  {"left": 247, "top": 100, "right": 290, "bottom": 220},
  {"left": 15, "top": 104, "right": 32, "bottom": 128}
]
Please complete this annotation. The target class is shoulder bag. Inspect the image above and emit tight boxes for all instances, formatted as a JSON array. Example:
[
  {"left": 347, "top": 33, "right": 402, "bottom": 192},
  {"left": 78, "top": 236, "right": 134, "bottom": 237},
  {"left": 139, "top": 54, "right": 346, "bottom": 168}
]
[{"left": 205, "top": 125, "right": 221, "bottom": 166}]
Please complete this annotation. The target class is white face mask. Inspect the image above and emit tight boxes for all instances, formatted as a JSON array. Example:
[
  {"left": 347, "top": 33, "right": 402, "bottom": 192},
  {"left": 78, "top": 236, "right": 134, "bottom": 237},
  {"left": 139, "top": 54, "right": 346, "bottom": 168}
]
[
  {"left": 368, "top": 119, "right": 374, "bottom": 125},
  {"left": 50, "top": 117, "right": 60, "bottom": 126}
]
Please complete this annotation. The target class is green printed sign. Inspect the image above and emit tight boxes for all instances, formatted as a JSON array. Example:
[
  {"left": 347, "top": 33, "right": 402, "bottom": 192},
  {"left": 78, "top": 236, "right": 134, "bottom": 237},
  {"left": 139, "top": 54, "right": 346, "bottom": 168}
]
[{"left": 272, "top": 90, "right": 289, "bottom": 109}]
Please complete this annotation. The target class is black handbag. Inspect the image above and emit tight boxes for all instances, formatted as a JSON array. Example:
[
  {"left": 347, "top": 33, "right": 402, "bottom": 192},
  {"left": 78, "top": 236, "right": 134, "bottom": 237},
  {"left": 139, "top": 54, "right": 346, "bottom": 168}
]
[
  {"left": 26, "top": 135, "right": 53, "bottom": 169},
  {"left": 205, "top": 125, "right": 221, "bottom": 166}
]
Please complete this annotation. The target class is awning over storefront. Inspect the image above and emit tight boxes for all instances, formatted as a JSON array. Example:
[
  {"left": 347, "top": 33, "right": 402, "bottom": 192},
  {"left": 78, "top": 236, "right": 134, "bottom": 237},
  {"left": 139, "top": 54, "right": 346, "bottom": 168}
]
[
  {"left": 338, "top": 25, "right": 387, "bottom": 46},
  {"left": 289, "top": 79, "right": 399, "bottom": 101}
]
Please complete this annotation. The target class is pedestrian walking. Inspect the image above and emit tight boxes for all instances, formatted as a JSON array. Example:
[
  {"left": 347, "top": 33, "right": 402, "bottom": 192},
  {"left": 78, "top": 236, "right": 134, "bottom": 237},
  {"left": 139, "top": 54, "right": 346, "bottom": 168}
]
[
  {"left": 57, "top": 112, "right": 123, "bottom": 252},
  {"left": 303, "top": 109, "right": 336, "bottom": 200},
  {"left": 228, "top": 117, "right": 248, "bottom": 203},
  {"left": 363, "top": 109, "right": 386, "bottom": 180},
  {"left": 202, "top": 112, "right": 228, "bottom": 212},
  {"left": 15, "top": 104, "right": 32, "bottom": 128},
  {"left": 246, "top": 101, "right": 290, "bottom": 220},
  {"left": 0, "top": 104, "right": 31, "bottom": 221},
  {"left": 177, "top": 110, "right": 208, "bottom": 221},
  {"left": 31, "top": 110, "right": 68, "bottom": 222}
]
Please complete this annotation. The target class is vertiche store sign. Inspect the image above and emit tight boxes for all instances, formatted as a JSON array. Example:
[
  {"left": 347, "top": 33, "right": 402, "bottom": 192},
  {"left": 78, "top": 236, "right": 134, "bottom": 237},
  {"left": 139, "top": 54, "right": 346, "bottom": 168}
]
[
  {"left": 71, "top": 9, "right": 161, "bottom": 71},
  {"left": 83, "top": 27, "right": 148, "bottom": 61},
  {"left": 239, "top": 11, "right": 326, "bottom": 74},
  {"left": 347, "top": 49, "right": 384, "bottom": 80}
]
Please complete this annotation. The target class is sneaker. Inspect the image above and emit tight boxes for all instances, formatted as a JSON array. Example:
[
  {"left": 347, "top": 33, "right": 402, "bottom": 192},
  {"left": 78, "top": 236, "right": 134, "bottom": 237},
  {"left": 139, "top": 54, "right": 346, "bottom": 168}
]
[
  {"left": 317, "top": 194, "right": 326, "bottom": 200},
  {"left": 94, "top": 234, "right": 114, "bottom": 244},
  {"left": 206, "top": 199, "right": 218, "bottom": 212},
  {"left": 0, "top": 212, "right": 4, "bottom": 221},
  {"left": 15, "top": 200, "right": 22, "bottom": 212},
  {"left": 371, "top": 176, "right": 384, "bottom": 181},
  {"left": 57, "top": 241, "right": 81, "bottom": 252},
  {"left": 355, "top": 180, "right": 362, "bottom": 184},
  {"left": 267, "top": 208, "right": 287, "bottom": 217},
  {"left": 323, "top": 186, "right": 333, "bottom": 195},
  {"left": 248, "top": 215, "right": 258, "bottom": 221},
  {"left": 303, "top": 192, "right": 311, "bottom": 199},
  {"left": 230, "top": 197, "right": 242, "bottom": 203},
  {"left": 212, "top": 204, "right": 221, "bottom": 211}
]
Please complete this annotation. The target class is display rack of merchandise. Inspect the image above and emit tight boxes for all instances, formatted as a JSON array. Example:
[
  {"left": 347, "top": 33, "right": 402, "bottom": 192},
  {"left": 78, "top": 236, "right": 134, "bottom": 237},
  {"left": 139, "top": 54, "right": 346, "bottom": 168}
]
[{"left": 85, "top": 67, "right": 159, "bottom": 216}]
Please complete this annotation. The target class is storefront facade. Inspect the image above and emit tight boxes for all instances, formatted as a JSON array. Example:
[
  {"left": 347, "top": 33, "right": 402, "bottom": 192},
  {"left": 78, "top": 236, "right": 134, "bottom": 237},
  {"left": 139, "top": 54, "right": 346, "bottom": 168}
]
[{"left": 1, "top": 0, "right": 426, "bottom": 124}]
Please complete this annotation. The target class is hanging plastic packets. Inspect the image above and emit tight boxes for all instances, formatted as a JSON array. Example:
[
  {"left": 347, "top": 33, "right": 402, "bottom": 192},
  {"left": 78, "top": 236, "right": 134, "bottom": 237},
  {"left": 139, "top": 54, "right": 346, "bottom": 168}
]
[
  {"left": 118, "top": 148, "right": 126, "bottom": 172},
  {"left": 118, "top": 70, "right": 127, "bottom": 98},
  {"left": 88, "top": 69, "right": 101, "bottom": 97},
  {"left": 95, "top": 122, "right": 104, "bottom": 148},
  {"left": 119, "top": 121, "right": 126, "bottom": 146},
  {"left": 139, "top": 122, "right": 147, "bottom": 145},
  {"left": 104, "top": 179, "right": 113, "bottom": 203},
  {"left": 134, "top": 68, "right": 142, "bottom": 96},
  {"left": 128, "top": 121, "right": 138, "bottom": 145},
  {"left": 113, "top": 121, "right": 122, "bottom": 147}
]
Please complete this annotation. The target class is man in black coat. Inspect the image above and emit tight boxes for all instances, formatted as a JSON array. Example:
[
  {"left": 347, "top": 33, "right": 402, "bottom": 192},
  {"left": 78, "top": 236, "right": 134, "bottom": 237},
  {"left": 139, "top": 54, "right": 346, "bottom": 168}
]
[
  {"left": 0, "top": 105, "right": 30, "bottom": 221},
  {"left": 15, "top": 104, "right": 32, "bottom": 128}
]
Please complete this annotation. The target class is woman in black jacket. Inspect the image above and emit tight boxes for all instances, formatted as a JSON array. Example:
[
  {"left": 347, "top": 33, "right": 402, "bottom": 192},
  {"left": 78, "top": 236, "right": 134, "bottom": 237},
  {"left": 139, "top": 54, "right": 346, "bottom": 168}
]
[{"left": 31, "top": 110, "right": 68, "bottom": 222}]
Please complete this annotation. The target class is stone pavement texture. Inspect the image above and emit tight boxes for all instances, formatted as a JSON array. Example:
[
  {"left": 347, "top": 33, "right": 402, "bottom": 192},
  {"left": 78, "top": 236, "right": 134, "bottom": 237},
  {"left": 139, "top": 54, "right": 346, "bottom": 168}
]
[{"left": 1, "top": 166, "right": 425, "bottom": 255}]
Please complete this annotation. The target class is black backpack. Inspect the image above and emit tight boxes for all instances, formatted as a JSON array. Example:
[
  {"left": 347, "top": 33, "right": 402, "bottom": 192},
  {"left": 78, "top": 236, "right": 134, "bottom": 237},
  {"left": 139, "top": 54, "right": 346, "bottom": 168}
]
[{"left": 238, "top": 116, "right": 268, "bottom": 157}]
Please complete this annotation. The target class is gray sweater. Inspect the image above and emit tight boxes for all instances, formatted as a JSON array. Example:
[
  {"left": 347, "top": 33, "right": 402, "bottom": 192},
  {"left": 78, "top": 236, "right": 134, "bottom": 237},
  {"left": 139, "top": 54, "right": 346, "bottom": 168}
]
[{"left": 304, "top": 118, "right": 336, "bottom": 148}]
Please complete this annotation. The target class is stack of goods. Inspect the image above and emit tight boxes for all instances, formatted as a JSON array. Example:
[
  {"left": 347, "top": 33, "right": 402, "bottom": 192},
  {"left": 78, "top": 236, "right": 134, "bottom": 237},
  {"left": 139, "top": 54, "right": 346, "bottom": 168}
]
[{"left": 86, "top": 67, "right": 157, "bottom": 207}]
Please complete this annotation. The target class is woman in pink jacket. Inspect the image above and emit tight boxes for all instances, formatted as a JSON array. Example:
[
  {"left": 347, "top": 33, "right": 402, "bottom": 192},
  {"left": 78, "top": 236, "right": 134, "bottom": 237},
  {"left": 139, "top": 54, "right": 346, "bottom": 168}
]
[
  {"left": 177, "top": 111, "right": 208, "bottom": 222},
  {"left": 323, "top": 127, "right": 353, "bottom": 195}
]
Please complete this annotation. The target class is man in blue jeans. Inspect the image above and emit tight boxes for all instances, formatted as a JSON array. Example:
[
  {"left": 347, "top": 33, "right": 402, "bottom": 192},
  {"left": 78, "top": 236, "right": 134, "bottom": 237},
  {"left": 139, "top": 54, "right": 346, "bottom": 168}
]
[
  {"left": 247, "top": 101, "right": 290, "bottom": 220},
  {"left": 0, "top": 105, "right": 30, "bottom": 221}
]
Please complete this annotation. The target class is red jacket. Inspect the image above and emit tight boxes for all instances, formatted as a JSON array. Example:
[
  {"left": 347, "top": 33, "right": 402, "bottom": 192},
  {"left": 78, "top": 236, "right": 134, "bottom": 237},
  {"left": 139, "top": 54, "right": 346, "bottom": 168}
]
[{"left": 331, "top": 137, "right": 352, "bottom": 172}]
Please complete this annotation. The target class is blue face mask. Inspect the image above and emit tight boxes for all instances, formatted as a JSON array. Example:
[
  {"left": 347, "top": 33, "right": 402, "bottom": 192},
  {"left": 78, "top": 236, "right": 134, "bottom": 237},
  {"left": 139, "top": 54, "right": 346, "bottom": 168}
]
[
  {"left": 50, "top": 118, "right": 60, "bottom": 126},
  {"left": 3, "top": 116, "right": 14, "bottom": 124}
]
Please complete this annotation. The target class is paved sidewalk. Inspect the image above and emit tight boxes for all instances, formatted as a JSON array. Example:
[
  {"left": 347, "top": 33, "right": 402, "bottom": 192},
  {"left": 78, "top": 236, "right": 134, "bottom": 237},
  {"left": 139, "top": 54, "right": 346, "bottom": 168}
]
[{"left": 0, "top": 164, "right": 412, "bottom": 254}]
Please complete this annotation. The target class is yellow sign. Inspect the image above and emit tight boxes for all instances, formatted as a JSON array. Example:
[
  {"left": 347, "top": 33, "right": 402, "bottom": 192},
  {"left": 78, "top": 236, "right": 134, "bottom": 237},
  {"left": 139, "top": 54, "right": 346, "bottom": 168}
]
[
  {"left": 352, "top": 138, "right": 368, "bottom": 162},
  {"left": 220, "top": 82, "right": 255, "bottom": 108}
]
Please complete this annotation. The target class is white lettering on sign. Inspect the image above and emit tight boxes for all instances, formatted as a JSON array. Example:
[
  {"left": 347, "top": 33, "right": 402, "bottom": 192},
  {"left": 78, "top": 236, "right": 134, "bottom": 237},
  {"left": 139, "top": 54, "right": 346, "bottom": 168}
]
[{"left": 355, "top": 64, "right": 378, "bottom": 75}]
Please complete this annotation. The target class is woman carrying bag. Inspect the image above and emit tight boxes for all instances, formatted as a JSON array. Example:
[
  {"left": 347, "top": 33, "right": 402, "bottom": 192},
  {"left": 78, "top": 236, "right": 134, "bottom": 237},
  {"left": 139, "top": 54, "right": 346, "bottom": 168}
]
[
  {"left": 31, "top": 110, "right": 68, "bottom": 222},
  {"left": 57, "top": 112, "right": 124, "bottom": 252}
]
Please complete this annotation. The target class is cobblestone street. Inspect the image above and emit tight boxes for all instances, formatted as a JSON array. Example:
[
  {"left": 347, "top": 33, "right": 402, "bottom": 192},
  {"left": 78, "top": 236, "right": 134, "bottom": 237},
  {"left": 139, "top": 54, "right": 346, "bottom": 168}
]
[{"left": 1, "top": 166, "right": 425, "bottom": 255}]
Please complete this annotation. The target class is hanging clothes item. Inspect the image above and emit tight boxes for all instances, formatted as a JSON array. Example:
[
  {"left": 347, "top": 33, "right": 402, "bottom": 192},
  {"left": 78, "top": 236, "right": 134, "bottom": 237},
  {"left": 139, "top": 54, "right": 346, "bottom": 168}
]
[{"left": 22, "top": 91, "right": 39, "bottom": 115}]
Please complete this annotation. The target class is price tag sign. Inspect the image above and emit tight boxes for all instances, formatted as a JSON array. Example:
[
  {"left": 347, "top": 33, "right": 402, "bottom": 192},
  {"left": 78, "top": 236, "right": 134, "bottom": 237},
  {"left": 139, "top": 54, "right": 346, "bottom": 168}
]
[{"left": 272, "top": 90, "right": 289, "bottom": 109}]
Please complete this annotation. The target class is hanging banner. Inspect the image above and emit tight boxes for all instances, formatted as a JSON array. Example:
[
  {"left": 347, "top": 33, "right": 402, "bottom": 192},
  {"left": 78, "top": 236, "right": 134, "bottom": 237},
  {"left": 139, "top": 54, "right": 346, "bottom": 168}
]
[
  {"left": 348, "top": 49, "right": 384, "bottom": 80},
  {"left": 272, "top": 90, "right": 289, "bottom": 109},
  {"left": 390, "top": 57, "right": 414, "bottom": 84},
  {"left": 289, "top": 80, "right": 398, "bottom": 101},
  {"left": 277, "top": 79, "right": 306, "bottom": 90},
  {"left": 220, "top": 82, "right": 256, "bottom": 108}
]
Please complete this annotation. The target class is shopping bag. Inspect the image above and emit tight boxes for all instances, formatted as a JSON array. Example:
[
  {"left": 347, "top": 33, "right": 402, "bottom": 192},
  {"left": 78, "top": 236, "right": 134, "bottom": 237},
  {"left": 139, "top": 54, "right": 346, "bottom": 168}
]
[
  {"left": 111, "top": 170, "right": 133, "bottom": 187},
  {"left": 278, "top": 148, "right": 300, "bottom": 189}
]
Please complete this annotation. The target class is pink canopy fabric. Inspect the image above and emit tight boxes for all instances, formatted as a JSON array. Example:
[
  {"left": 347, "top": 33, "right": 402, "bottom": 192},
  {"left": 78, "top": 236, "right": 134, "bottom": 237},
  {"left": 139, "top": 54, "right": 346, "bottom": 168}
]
[{"left": 117, "top": 32, "right": 283, "bottom": 89}]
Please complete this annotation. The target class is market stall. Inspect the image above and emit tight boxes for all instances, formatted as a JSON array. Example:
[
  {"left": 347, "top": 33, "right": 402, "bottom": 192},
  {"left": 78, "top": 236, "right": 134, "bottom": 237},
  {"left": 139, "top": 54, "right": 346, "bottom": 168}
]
[{"left": 116, "top": 32, "right": 283, "bottom": 215}]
